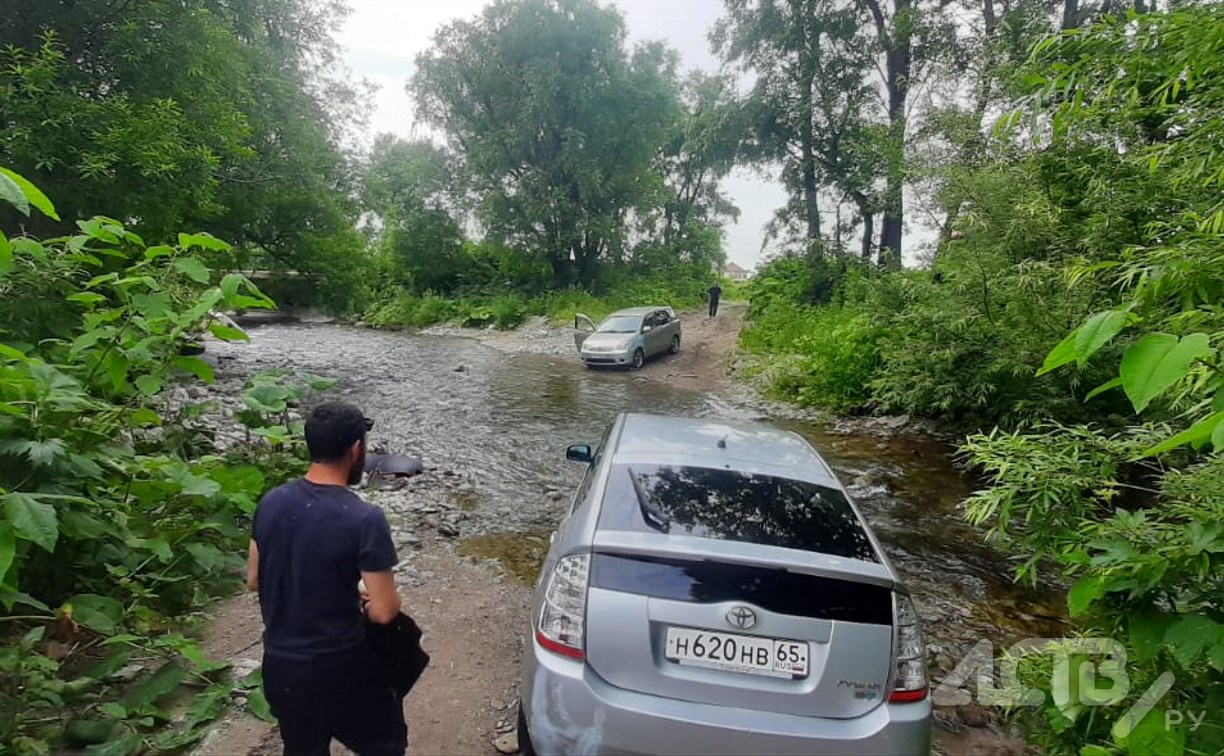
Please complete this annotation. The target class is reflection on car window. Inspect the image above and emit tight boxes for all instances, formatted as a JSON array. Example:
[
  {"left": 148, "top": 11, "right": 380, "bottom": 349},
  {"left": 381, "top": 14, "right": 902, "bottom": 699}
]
[
  {"left": 597, "top": 464, "right": 878, "bottom": 561},
  {"left": 597, "top": 316, "right": 641, "bottom": 333}
]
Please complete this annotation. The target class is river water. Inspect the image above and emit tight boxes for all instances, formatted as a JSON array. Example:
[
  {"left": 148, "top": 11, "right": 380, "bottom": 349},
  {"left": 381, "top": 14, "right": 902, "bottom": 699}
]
[{"left": 209, "top": 322, "right": 1066, "bottom": 699}]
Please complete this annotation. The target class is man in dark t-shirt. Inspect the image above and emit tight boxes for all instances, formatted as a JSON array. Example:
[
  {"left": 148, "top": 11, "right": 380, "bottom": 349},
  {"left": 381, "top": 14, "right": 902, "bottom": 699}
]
[
  {"left": 247, "top": 402, "right": 407, "bottom": 755},
  {"left": 708, "top": 283, "right": 723, "bottom": 318}
]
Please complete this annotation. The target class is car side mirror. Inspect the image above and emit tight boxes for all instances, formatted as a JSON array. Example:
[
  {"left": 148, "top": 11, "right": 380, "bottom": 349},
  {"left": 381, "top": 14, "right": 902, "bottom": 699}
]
[
  {"left": 565, "top": 444, "right": 593, "bottom": 464},
  {"left": 641, "top": 325, "right": 653, "bottom": 333}
]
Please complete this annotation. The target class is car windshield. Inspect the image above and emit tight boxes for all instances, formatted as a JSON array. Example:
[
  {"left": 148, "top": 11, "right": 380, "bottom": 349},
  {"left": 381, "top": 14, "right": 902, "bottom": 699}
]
[
  {"left": 597, "top": 315, "right": 641, "bottom": 333},
  {"left": 597, "top": 464, "right": 879, "bottom": 561}
]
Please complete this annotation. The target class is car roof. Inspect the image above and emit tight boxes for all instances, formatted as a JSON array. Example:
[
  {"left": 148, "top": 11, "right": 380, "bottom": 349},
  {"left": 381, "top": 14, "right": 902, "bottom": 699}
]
[
  {"left": 610, "top": 413, "right": 839, "bottom": 486},
  {"left": 607, "top": 307, "right": 666, "bottom": 317}
]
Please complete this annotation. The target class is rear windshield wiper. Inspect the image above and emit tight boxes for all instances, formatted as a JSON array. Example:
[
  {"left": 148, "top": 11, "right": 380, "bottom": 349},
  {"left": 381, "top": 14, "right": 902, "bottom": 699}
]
[{"left": 627, "top": 467, "right": 671, "bottom": 533}]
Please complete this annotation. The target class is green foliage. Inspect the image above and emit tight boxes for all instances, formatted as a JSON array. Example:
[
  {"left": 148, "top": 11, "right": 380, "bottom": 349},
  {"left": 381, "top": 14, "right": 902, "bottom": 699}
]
[
  {"left": 951, "top": 9, "right": 1224, "bottom": 753},
  {"left": 361, "top": 269, "right": 712, "bottom": 333},
  {"left": 963, "top": 428, "right": 1224, "bottom": 755},
  {"left": 0, "top": 168, "right": 305, "bottom": 751},
  {"left": 0, "top": 0, "right": 366, "bottom": 313},
  {"left": 740, "top": 11, "right": 1224, "bottom": 751},
  {"left": 411, "top": 0, "right": 734, "bottom": 289}
]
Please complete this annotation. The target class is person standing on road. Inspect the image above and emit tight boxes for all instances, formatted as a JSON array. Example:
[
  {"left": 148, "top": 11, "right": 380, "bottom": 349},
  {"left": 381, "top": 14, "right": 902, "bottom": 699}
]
[
  {"left": 707, "top": 282, "right": 723, "bottom": 318},
  {"left": 247, "top": 402, "right": 407, "bottom": 756}
]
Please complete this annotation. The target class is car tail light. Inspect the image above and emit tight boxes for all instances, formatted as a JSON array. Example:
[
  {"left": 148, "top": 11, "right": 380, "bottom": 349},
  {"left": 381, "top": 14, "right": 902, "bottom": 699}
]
[
  {"left": 889, "top": 593, "right": 928, "bottom": 703},
  {"left": 536, "top": 554, "right": 590, "bottom": 660}
]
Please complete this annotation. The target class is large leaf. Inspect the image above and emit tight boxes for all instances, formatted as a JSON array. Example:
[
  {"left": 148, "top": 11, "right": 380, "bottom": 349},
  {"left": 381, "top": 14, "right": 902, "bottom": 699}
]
[
  {"left": 1209, "top": 643, "right": 1224, "bottom": 673},
  {"left": 26, "top": 438, "right": 68, "bottom": 467},
  {"left": 243, "top": 383, "right": 291, "bottom": 413},
  {"left": 184, "top": 683, "right": 231, "bottom": 727},
  {"left": 299, "top": 372, "right": 338, "bottom": 391},
  {"left": 83, "top": 734, "right": 142, "bottom": 756},
  {"left": 185, "top": 543, "right": 225, "bottom": 573},
  {"left": 0, "top": 167, "right": 59, "bottom": 220},
  {"left": 135, "top": 375, "right": 164, "bottom": 396},
  {"left": 220, "top": 273, "right": 245, "bottom": 299},
  {"left": 1067, "top": 575, "right": 1105, "bottom": 616},
  {"left": 208, "top": 323, "right": 249, "bottom": 342},
  {"left": 248, "top": 683, "right": 274, "bottom": 722},
  {"left": 173, "top": 257, "right": 211, "bottom": 284},
  {"left": 1038, "top": 328, "right": 1078, "bottom": 376},
  {"left": 121, "top": 661, "right": 186, "bottom": 710},
  {"left": 143, "top": 245, "right": 175, "bottom": 261},
  {"left": 0, "top": 230, "right": 12, "bottom": 276},
  {"left": 1120, "top": 333, "right": 1211, "bottom": 413},
  {"left": 0, "top": 171, "right": 30, "bottom": 215},
  {"left": 1084, "top": 377, "right": 1123, "bottom": 402},
  {"left": 173, "top": 356, "right": 216, "bottom": 383},
  {"left": 1074, "top": 310, "right": 1128, "bottom": 366},
  {"left": 0, "top": 522, "right": 16, "bottom": 583},
  {"left": 67, "top": 594, "right": 125, "bottom": 635},
  {"left": 1138, "top": 411, "right": 1224, "bottom": 458},
  {"left": 177, "top": 232, "right": 231, "bottom": 252},
  {"left": 1164, "top": 614, "right": 1218, "bottom": 668},
  {"left": 1116, "top": 704, "right": 1185, "bottom": 755},
  {"left": 1128, "top": 609, "right": 1171, "bottom": 663},
  {"left": 177, "top": 472, "right": 221, "bottom": 499},
  {"left": 4, "top": 492, "right": 59, "bottom": 552}
]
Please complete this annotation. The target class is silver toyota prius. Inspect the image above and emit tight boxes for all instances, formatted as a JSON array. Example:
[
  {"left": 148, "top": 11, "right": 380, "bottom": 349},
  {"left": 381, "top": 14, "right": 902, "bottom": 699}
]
[{"left": 518, "top": 413, "right": 931, "bottom": 756}]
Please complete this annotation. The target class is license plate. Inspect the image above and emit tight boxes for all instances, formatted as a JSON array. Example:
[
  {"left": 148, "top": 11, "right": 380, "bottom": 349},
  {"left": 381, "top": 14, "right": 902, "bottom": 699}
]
[{"left": 664, "top": 627, "right": 809, "bottom": 679}]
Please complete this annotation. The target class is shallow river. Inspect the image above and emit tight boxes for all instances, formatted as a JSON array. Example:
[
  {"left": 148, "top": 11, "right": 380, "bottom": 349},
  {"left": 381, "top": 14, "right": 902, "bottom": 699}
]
[{"left": 209, "top": 322, "right": 1066, "bottom": 685}]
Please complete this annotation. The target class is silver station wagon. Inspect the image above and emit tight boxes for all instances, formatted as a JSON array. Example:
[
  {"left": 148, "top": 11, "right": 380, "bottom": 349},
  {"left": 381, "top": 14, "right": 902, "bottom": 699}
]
[
  {"left": 573, "top": 307, "right": 681, "bottom": 369},
  {"left": 518, "top": 413, "right": 931, "bottom": 756}
]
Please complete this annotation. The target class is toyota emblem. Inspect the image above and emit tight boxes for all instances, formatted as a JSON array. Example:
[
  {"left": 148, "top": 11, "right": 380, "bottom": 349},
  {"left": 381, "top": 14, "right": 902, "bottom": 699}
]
[{"left": 726, "top": 605, "right": 758, "bottom": 630}]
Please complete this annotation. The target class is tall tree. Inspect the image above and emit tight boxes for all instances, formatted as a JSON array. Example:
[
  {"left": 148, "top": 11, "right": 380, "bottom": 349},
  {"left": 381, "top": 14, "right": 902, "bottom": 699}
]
[
  {"left": 0, "top": 0, "right": 366, "bottom": 309},
  {"left": 412, "top": 0, "right": 677, "bottom": 289},
  {"left": 713, "top": 0, "right": 882, "bottom": 258},
  {"left": 858, "top": 0, "right": 912, "bottom": 267},
  {"left": 655, "top": 73, "right": 744, "bottom": 256},
  {"left": 361, "top": 136, "right": 473, "bottom": 292}
]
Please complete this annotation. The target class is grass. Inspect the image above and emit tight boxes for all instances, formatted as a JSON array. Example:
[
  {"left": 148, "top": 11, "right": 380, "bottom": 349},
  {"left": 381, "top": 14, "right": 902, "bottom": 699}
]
[{"left": 362, "top": 276, "right": 716, "bottom": 331}]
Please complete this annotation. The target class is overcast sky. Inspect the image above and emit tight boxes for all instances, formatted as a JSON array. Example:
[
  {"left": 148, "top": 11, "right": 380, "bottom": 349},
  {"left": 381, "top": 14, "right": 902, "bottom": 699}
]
[{"left": 336, "top": 0, "right": 788, "bottom": 271}]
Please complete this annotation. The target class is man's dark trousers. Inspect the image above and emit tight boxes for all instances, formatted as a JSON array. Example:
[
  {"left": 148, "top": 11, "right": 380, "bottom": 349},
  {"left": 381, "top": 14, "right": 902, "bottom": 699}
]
[{"left": 263, "top": 643, "right": 407, "bottom": 755}]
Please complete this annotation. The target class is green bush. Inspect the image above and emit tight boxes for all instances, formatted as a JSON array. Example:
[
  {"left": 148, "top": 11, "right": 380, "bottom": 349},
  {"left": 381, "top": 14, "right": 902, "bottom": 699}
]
[
  {"left": 740, "top": 300, "right": 881, "bottom": 412},
  {"left": 963, "top": 426, "right": 1224, "bottom": 755},
  {"left": 0, "top": 168, "right": 304, "bottom": 751}
]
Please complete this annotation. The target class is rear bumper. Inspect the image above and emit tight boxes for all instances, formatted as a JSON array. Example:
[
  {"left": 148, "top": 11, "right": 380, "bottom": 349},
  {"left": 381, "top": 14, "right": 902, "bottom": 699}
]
[{"left": 521, "top": 636, "right": 931, "bottom": 756}]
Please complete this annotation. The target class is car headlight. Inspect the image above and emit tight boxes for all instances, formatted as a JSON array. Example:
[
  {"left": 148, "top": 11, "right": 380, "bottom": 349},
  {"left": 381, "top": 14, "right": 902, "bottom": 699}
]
[{"left": 615, "top": 339, "right": 630, "bottom": 351}]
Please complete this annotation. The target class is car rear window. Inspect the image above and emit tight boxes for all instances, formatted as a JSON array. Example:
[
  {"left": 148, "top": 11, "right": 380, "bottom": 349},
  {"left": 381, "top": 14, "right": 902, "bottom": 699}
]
[{"left": 597, "top": 464, "right": 879, "bottom": 562}]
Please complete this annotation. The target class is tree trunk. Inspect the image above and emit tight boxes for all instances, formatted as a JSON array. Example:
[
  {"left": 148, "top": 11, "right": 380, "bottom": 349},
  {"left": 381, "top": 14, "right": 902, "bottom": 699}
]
[
  {"left": 936, "top": 0, "right": 996, "bottom": 259},
  {"left": 851, "top": 191, "right": 874, "bottom": 260},
  {"left": 1062, "top": 0, "right": 1080, "bottom": 29},
  {"left": 550, "top": 253, "right": 572, "bottom": 288},
  {"left": 863, "top": 0, "right": 910, "bottom": 269},
  {"left": 799, "top": 0, "right": 821, "bottom": 242},
  {"left": 862, "top": 213, "right": 875, "bottom": 260}
]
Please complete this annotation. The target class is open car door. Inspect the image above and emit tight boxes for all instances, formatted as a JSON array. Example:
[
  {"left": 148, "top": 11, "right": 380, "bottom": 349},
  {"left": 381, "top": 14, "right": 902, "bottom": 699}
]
[{"left": 573, "top": 313, "right": 596, "bottom": 351}]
